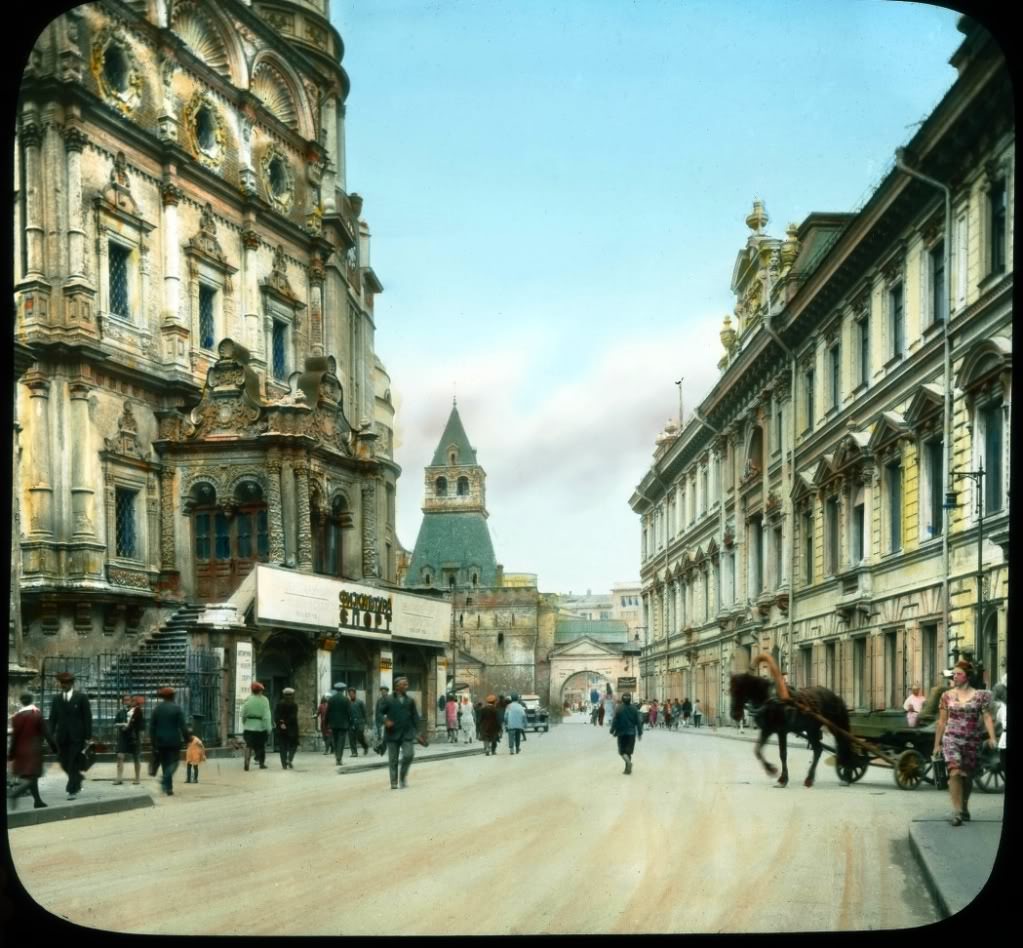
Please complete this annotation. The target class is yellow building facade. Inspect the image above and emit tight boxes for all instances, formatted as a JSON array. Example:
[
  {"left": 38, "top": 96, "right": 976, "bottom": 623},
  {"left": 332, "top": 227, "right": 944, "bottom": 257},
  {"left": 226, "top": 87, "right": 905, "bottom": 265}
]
[{"left": 631, "top": 17, "right": 1011, "bottom": 723}]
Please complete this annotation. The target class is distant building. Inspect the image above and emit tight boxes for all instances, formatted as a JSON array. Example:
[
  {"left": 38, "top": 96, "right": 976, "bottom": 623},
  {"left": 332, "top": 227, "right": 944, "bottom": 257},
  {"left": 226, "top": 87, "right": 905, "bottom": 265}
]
[{"left": 404, "top": 402, "right": 557, "bottom": 700}]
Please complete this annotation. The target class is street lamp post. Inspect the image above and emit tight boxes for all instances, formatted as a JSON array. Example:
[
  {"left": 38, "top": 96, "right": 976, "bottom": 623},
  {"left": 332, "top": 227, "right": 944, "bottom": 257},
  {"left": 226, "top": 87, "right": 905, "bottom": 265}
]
[{"left": 948, "top": 464, "right": 985, "bottom": 669}]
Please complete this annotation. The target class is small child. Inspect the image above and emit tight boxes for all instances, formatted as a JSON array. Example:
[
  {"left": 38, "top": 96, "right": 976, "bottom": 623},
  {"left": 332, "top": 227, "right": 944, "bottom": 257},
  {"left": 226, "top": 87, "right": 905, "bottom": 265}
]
[{"left": 185, "top": 733, "right": 206, "bottom": 784}]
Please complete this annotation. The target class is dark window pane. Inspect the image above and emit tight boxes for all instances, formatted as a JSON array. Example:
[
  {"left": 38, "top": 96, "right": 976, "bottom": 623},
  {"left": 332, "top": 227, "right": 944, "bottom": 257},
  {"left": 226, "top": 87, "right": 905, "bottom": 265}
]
[
  {"left": 890, "top": 285, "right": 904, "bottom": 356},
  {"left": 931, "top": 243, "right": 945, "bottom": 323},
  {"left": 272, "top": 321, "right": 287, "bottom": 380},
  {"left": 990, "top": 182, "right": 1006, "bottom": 274},
  {"left": 887, "top": 462, "right": 902, "bottom": 552},
  {"left": 115, "top": 487, "right": 137, "bottom": 558},
  {"left": 928, "top": 439, "right": 944, "bottom": 537},
  {"left": 236, "top": 512, "right": 252, "bottom": 559},
  {"left": 859, "top": 319, "right": 870, "bottom": 384},
  {"left": 199, "top": 284, "right": 216, "bottom": 349},
  {"left": 109, "top": 243, "right": 130, "bottom": 319},
  {"left": 195, "top": 513, "right": 210, "bottom": 561},
  {"left": 984, "top": 404, "right": 1003, "bottom": 512},
  {"left": 215, "top": 512, "right": 231, "bottom": 560},
  {"left": 257, "top": 510, "right": 269, "bottom": 560}
]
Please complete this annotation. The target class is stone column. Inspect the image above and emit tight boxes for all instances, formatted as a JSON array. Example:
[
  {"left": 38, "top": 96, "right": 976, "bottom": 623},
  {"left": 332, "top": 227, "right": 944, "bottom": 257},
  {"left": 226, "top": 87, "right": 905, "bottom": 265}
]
[
  {"left": 161, "top": 180, "right": 183, "bottom": 323},
  {"left": 64, "top": 127, "right": 87, "bottom": 278},
  {"left": 20, "top": 118, "right": 45, "bottom": 279},
  {"left": 68, "top": 381, "right": 96, "bottom": 539},
  {"left": 309, "top": 258, "right": 325, "bottom": 354},
  {"left": 43, "top": 113, "right": 63, "bottom": 278},
  {"left": 361, "top": 478, "right": 379, "bottom": 578},
  {"left": 295, "top": 461, "right": 313, "bottom": 572},
  {"left": 265, "top": 456, "right": 286, "bottom": 565},
  {"left": 159, "top": 466, "right": 177, "bottom": 571},
  {"left": 241, "top": 228, "right": 261, "bottom": 355},
  {"left": 25, "top": 374, "right": 53, "bottom": 536}
]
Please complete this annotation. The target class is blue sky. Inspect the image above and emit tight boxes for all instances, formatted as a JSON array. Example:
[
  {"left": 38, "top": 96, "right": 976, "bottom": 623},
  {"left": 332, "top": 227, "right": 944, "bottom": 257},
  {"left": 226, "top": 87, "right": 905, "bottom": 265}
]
[{"left": 330, "top": 0, "right": 963, "bottom": 595}]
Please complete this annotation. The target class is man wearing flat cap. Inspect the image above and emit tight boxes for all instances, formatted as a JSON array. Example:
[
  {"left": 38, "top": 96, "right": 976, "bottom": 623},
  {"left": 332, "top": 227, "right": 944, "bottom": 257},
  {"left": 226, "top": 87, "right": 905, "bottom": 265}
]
[
  {"left": 48, "top": 671, "right": 92, "bottom": 800},
  {"left": 150, "top": 687, "right": 189, "bottom": 795},
  {"left": 326, "top": 681, "right": 352, "bottom": 769},
  {"left": 379, "top": 676, "right": 422, "bottom": 789}
]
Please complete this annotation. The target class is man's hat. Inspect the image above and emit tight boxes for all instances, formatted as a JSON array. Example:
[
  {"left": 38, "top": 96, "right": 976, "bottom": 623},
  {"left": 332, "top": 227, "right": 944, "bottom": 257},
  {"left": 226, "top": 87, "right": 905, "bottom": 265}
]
[
  {"left": 379, "top": 685, "right": 389, "bottom": 691},
  {"left": 941, "top": 669, "right": 955, "bottom": 679},
  {"left": 55, "top": 671, "right": 75, "bottom": 683},
  {"left": 251, "top": 681, "right": 265, "bottom": 692},
  {"left": 282, "top": 687, "right": 295, "bottom": 695},
  {"left": 157, "top": 686, "right": 175, "bottom": 698},
  {"left": 333, "top": 681, "right": 346, "bottom": 690}
]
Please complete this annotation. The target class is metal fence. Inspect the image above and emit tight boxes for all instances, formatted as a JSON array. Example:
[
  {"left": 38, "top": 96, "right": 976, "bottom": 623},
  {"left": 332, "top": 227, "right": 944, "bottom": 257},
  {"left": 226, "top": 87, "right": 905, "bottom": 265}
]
[{"left": 40, "top": 648, "right": 222, "bottom": 748}]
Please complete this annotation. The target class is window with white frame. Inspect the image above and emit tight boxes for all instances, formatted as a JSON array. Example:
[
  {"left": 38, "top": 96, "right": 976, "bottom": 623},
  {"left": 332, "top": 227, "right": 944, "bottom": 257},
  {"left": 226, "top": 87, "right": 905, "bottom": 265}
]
[
  {"left": 988, "top": 178, "right": 1007, "bottom": 276},
  {"left": 885, "top": 459, "right": 903, "bottom": 553},
  {"left": 857, "top": 316, "right": 870, "bottom": 386},
  {"left": 850, "top": 484, "right": 865, "bottom": 564},
  {"left": 980, "top": 399, "right": 1004, "bottom": 514},
  {"left": 772, "top": 524, "right": 783, "bottom": 589},
  {"left": 803, "top": 508, "right": 814, "bottom": 585},
  {"left": 954, "top": 208, "right": 969, "bottom": 311},
  {"left": 804, "top": 367, "right": 815, "bottom": 432},
  {"left": 922, "top": 437, "right": 944, "bottom": 539},
  {"left": 888, "top": 282, "right": 904, "bottom": 359},
  {"left": 928, "top": 241, "right": 946, "bottom": 326},
  {"left": 825, "top": 495, "right": 840, "bottom": 575},
  {"left": 700, "top": 466, "right": 708, "bottom": 515},
  {"left": 829, "top": 342, "right": 841, "bottom": 410}
]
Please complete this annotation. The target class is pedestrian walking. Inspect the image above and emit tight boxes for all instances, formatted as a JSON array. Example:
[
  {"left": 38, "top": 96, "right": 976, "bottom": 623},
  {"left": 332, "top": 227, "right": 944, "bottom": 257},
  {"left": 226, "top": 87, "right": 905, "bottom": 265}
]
[
  {"left": 380, "top": 676, "right": 423, "bottom": 789},
  {"left": 659, "top": 701, "right": 669, "bottom": 728},
  {"left": 609, "top": 693, "right": 644, "bottom": 775},
  {"left": 597, "top": 702, "right": 606, "bottom": 727},
  {"left": 504, "top": 694, "right": 527, "bottom": 754},
  {"left": 458, "top": 696, "right": 475, "bottom": 744},
  {"left": 933, "top": 658, "right": 997, "bottom": 826},
  {"left": 326, "top": 682, "right": 352, "bottom": 768},
  {"left": 681, "top": 697, "right": 692, "bottom": 727},
  {"left": 185, "top": 733, "right": 206, "bottom": 783},
  {"left": 445, "top": 695, "right": 459, "bottom": 743},
  {"left": 149, "top": 687, "right": 189, "bottom": 796},
  {"left": 274, "top": 687, "right": 300, "bottom": 769},
  {"left": 604, "top": 692, "right": 616, "bottom": 729},
  {"left": 240, "top": 681, "right": 272, "bottom": 771},
  {"left": 671, "top": 699, "right": 682, "bottom": 730},
  {"left": 7, "top": 691, "right": 54, "bottom": 809},
  {"left": 647, "top": 700, "right": 658, "bottom": 730},
  {"left": 346, "top": 687, "right": 370, "bottom": 757},
  {"left": 590, "top": 704, "right": 600, "bottom": 726},
  {"left": 48, "top": 671, "right": 92, "bottom": 800},
  {"left": 114, "top": 695, "right": 145, "bottom": 785},
  {"left": 374, "top": 686, "right": 390, "bottom": 744},
  {"left": 478, "top": 695, "right": 502, "bottom": 756},
  {"left": 693, "top": 700, "right": 703, "bottom": 728},
  {"left": 475, "top": 700, "right": 486, "bottom": 739},
  {"left": 317, "top": 695, "right": 333, "bottom": 755}
]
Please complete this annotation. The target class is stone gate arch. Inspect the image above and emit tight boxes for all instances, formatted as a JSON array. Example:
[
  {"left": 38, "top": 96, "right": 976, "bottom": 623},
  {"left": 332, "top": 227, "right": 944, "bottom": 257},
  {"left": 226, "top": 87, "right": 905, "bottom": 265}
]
[{"left": 547, "top": 636, "right": 636, "bottom": 709}]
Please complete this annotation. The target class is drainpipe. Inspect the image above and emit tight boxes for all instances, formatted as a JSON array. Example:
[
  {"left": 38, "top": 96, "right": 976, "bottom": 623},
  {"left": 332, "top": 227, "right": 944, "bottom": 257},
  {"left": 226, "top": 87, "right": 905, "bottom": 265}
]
[
  {"left": 761, "top": 305, "right": 797, "bottom": 680},
  {"left": 894, "top": 148, "right": 953, "bottom": 670}
]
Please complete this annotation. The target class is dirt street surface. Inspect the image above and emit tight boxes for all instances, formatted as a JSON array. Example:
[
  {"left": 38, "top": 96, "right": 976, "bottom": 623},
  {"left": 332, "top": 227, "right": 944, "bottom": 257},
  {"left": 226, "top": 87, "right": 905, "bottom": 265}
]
[{"left": 9, "top": 716, "right": 967, "bottom": 934}]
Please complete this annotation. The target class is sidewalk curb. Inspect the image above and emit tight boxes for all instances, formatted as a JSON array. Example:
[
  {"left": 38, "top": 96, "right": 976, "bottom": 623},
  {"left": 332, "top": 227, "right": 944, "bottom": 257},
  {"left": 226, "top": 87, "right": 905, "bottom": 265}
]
[
  {"left": 7, "top": 792, "right": 154, "bottom": 829},
  {"left": 336, "top": 747, "right": 486, "bottom": 774},
  {"left": 907, "top": 818, "right": 1002, "bottom": 918}
]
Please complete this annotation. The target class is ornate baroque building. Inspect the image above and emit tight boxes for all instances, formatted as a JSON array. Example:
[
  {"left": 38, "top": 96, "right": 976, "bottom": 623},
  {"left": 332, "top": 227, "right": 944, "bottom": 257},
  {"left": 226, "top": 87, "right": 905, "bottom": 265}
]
[
  {"left": 630, "top": 17, "right": 1011, "bottom": 723},
  {"left": 11, "top": 1, "right": 415, "bottom": 736}
]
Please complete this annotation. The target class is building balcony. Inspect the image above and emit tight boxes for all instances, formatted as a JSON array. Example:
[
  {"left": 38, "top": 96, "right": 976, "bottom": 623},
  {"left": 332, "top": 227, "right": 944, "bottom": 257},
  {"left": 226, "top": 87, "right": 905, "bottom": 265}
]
[{"left": 835, "top": 563, "right": 872, "bottom": 621}]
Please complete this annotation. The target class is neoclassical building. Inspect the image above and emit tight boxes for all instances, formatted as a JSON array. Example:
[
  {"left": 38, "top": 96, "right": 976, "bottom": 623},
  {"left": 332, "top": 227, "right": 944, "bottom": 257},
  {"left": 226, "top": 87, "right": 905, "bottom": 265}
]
[
  {"left": 11, "top": 1, "right": 424, "bottom": 739},
  {"left": 630, "top": 16, "right": 1011, "bottom": 723}
]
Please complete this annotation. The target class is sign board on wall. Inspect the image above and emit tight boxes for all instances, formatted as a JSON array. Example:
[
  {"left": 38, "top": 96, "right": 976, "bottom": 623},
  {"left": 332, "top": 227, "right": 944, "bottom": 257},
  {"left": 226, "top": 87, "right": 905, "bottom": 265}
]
[
  {"left": 234, "top": 641, "right": 253, "bottom": 734},
  {"left": 617, "top": 677, "right": 637, "bottom": 691},
  {"left": 251, "top": 565, "right": 450, "bottom": 646}
]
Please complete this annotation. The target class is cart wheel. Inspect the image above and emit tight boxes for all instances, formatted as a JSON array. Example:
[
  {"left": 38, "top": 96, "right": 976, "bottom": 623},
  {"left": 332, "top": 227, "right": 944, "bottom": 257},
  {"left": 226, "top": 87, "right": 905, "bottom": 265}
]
[
  {"left": 975, "top": 754, "right": 1005, "bottom": 794},
  {"left": 837, "top": 753, "right": 869, "bottom": 784},
  {"left": 894, "top": 749, "right": 925, "bottom": 790}
]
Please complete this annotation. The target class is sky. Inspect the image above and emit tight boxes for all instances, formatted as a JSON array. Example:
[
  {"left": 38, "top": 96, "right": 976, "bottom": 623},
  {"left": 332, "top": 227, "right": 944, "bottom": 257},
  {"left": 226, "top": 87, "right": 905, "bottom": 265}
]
[{"left": 329, "top": 0, "right": 964, "bottom": 596}]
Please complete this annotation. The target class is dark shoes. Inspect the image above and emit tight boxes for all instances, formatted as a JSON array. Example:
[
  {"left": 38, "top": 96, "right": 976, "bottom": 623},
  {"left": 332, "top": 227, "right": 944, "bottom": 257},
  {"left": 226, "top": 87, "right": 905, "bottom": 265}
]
[
  {"left": 950, "top": 812, "right": 963, "bottom": 826},
  {"left": 961, "top": 809, "right": 971, "bottom": 822},
  {"left": 34, "top": 801, "right": 48, "bottom": 809}
]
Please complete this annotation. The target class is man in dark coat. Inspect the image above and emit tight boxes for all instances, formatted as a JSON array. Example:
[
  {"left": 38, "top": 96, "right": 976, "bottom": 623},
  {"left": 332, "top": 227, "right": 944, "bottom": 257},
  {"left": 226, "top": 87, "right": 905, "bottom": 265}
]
[
  {"left": 346, "top": 687, "right": 370, "bottom": 757},
  {"left": 380, "top": 676, "right": 422, "bottom": 789},
  {"left": 326, "top": 682, "right": 352, "bottom": 768},
  {"left": 48, "top": 671, "right": 92, "bottom": 800},
  {"left": 609, "top": 692, "right": 644, "bottom": 774},
  {"left": 478, "top": 695, "right": 502, "bottom": 756},
  {"left": 150, "top": 686, "right": 189, "bottom": 795},
  {"left": 9, "top": 691, "right": 55, "bottom": 808},
  {"left": 274, "top": 687, "right": 300, "bottom": 769}
]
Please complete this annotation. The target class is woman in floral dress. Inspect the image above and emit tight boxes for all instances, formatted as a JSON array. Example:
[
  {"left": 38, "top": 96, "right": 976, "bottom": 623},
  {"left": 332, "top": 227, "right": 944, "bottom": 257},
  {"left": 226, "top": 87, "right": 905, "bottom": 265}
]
[{"left": 932, "top": 659, "right": 997, "bottom": 826}]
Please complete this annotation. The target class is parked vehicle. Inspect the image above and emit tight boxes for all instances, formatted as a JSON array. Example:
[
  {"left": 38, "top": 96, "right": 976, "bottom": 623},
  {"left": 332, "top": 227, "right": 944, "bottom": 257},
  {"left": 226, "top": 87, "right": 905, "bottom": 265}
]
[{"left": 520, "top": 694, "right": 549, "bottom": 732}]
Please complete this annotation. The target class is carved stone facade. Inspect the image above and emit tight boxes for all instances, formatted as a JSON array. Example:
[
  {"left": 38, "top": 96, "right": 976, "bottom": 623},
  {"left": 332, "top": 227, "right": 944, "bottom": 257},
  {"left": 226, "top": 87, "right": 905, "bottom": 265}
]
[
  {"left": 632, "top": 20, "right": 1011, "bottom": 720},
  {"left": 12, "top": 1, "right": 401, "bottom": 714}
]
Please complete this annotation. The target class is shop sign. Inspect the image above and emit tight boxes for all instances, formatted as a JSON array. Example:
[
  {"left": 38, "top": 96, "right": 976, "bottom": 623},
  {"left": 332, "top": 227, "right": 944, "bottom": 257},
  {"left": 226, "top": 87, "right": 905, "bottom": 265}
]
[
  {"left": 339, "top": 589, "right": 393, "bottom": 633},
  {"left": 617, "top": 677, "right": 637, "bottom": 691}
]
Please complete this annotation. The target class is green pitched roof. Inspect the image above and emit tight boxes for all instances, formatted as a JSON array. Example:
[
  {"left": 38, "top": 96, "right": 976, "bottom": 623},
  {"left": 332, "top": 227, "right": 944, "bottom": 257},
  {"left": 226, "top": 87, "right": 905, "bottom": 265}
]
[
  {"left": 430, "top": 405, "right": 477, "bottom": 466},
  {"left": 554, "top": 619, "right": 629, "bottom": 644},
  {"left": 406, "top": 512, "right": 499, "bottom": 587}
]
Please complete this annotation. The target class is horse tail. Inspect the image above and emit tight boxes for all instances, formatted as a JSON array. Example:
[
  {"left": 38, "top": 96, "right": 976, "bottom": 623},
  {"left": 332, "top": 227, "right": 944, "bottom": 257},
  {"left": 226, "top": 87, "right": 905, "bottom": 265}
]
[
  {"left": 826, "top": 699, "right": 857, "bottom": 767},
  {"left": 752, "top": 653, "right": 790, "bottom": 701}
]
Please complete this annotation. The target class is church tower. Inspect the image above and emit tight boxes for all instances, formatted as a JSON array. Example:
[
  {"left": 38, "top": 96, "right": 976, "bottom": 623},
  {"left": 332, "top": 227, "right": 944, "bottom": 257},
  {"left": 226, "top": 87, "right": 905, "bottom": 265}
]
[{"left": 405, "top": 402, "right": 499, "bottom": 590}]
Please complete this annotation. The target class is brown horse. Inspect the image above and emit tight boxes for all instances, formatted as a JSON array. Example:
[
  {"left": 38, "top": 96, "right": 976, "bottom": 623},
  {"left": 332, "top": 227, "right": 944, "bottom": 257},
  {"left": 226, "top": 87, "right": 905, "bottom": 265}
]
[{"left": 729, "top": 654, "right": 857, "bottom": 787}]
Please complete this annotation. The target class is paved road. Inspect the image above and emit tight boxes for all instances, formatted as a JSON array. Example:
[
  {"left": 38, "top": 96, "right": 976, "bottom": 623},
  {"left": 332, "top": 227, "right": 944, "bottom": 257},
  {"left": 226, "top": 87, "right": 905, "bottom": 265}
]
[{"left": 9, "top": 717, "right": 969, "bottom": 935}]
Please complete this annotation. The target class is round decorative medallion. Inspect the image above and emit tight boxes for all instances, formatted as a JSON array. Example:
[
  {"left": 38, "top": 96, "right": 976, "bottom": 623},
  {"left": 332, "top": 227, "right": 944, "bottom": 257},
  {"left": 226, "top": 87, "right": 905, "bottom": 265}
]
[{"left": 91, "top": 29, "right": 143, "bottom": 115}]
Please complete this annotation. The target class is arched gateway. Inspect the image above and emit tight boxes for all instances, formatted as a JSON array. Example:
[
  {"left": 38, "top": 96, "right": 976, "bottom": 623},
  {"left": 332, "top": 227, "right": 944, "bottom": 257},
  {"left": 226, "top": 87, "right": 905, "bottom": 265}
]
[{"left": 547, "top": 636, "right": 642, "bottom": 709}]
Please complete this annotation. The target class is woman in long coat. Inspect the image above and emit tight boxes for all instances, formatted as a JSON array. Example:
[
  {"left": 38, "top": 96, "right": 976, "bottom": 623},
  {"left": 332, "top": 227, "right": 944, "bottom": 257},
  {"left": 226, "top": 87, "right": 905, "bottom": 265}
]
[
  {"left": 8, "top": 691, "right": 54, "bottom": 808},
  {"left": 458, "top": 696, "right": 475, "bottom": 744},
  {"left": 478, "top": 695, "right": 502, "bottom": 756}
]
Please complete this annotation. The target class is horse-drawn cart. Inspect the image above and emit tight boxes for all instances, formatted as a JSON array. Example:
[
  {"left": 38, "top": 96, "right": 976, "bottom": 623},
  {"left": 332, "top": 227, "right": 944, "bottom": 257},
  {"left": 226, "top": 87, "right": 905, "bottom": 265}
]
[{"left": 833, "top": 709, "right": 1004, "bottom": 793}]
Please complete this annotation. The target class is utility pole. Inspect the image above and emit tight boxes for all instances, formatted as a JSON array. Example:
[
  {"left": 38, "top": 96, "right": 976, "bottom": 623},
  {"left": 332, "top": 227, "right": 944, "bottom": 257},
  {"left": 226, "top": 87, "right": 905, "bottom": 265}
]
[{"left": 675, "top": 378, "right": 684, "bottom": 427}]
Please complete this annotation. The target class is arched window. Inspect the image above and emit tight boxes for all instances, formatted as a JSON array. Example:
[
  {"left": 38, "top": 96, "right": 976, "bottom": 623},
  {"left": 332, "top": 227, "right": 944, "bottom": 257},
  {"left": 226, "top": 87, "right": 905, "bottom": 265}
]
[
  {"left": 435, "top": 476, "right": 448, "bottom": 497},
  {"left": 457, "top": 476, "right": 470, "bottom": 497},
  {"left": 191, "top": 479, "right": 267, "bottom": 602}
]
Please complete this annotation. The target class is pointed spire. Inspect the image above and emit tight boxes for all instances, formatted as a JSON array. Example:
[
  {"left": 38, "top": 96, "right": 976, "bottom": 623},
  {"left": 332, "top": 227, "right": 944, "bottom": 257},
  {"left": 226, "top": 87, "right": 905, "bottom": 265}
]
[{"left": 431, "top": 403, "right": 477, "bottom": 467}]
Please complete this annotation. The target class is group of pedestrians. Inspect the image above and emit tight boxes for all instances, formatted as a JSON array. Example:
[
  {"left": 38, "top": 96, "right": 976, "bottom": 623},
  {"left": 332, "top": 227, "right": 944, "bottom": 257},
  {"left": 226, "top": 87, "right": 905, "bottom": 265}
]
[{"left": 475, "top": 694, "right": 530, "bottom": 756}]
